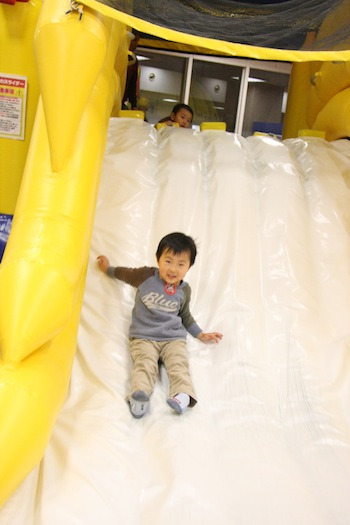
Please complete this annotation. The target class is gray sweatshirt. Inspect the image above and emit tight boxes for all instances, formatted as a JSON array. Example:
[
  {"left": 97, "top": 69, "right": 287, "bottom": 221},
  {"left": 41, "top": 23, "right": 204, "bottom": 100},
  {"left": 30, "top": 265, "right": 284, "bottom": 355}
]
[{"left": 107, "top": 266, "right": 202, "bottom": 341}]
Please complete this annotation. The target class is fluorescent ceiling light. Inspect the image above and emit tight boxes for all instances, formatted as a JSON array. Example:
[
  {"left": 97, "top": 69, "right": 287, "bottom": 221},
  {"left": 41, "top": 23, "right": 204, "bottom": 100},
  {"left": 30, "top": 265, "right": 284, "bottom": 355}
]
[
  {"left": 163, "top": 98, "right": 178, "bottom": 103},
  {"left": 231, "top": 76, "right": 265, "bottom": 83},
  {"left": 136, "top": 55, "right": 151, "bottom": 61},
  {"left": 248, "top": 77, "right": 266, "bottom": 83}
]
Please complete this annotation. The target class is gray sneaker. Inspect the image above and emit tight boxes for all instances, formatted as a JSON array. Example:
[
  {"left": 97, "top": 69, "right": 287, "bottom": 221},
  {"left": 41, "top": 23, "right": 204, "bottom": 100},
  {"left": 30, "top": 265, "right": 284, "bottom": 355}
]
[
  {"left": 129, "top": 390, "right": 150, "bottom": 418},
  {"left": 167, "top": 397, "right": 184, "bottom": 414}
]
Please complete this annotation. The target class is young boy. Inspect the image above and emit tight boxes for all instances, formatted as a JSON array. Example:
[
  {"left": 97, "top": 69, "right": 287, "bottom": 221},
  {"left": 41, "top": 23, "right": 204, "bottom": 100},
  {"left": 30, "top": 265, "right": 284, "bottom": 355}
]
[
  {"left": 156, "top": 103, "right": 193, "bottom": 129},
  {"left": 97, "top": 232, "right": 222, "bottom": 418}
]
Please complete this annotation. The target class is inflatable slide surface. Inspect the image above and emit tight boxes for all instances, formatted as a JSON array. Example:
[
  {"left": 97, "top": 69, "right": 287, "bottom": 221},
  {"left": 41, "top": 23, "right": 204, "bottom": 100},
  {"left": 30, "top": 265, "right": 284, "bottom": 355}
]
[{"left": 1, "top": 119, "right": 350, "bottom": 524}]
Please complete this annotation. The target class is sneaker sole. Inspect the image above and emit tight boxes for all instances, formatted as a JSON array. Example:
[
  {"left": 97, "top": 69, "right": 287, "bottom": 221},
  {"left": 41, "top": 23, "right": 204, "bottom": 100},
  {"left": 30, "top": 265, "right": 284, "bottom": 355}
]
[
  {"left": 130, "top": 391, "right": 150, "bottom": 418},
  {"left": 167, "top": 398, "right": 184, "bottom": 414}
]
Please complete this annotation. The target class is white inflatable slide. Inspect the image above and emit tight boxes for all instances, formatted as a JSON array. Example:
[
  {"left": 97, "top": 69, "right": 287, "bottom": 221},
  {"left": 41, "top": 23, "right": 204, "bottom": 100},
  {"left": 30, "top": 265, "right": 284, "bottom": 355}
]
[{"left": 2, "top": 118, "right": 350, "bottom": 524}]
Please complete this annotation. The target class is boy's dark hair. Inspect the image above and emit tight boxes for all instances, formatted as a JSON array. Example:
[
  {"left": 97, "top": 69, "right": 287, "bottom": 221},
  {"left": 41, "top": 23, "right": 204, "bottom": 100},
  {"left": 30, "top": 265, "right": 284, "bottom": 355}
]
[
  {"left": 171, "top": 103, "right": 194, "bottom": 119},
  {"left": 156, "top": 232, "right": 197, "bottom": 267}
]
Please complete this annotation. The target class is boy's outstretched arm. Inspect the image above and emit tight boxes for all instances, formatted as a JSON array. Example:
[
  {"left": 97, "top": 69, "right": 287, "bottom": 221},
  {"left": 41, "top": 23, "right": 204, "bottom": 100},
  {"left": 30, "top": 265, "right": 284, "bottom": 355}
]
[{"left": 197, "top": 332, "right": 223, "bottom": 344}]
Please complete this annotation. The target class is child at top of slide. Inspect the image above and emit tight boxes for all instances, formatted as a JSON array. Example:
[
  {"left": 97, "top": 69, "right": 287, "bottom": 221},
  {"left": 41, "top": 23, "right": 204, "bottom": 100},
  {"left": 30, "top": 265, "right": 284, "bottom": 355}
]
[
  {"left": 97, "top": 232, "right": 222, "bottom": 418},
  {"left": 156, "top": 103, "right": 193, "bottom": 129}
]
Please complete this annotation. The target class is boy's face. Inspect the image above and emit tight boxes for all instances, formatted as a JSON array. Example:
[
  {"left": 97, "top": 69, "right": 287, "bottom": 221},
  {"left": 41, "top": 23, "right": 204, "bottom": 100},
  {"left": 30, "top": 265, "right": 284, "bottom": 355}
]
[
  {"left": 157, "top": 249, "right": 191, "bottom": 285},
  {"left": 171, "top": 109, "right": 193, "bottom": 128}
]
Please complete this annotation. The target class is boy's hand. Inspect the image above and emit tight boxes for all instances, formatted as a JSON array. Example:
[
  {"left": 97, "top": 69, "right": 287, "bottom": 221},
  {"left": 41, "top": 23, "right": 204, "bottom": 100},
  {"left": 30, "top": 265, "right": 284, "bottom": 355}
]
[
  {"left": 197, "top": 332, "right": 223, "bottom": 344},
  {"left": 97, "top": 255, "right": 110, "bottom": 273}
]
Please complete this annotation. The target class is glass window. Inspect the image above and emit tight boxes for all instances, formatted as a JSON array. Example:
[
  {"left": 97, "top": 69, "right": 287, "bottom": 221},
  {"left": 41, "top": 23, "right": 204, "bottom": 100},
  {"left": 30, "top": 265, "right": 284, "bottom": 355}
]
[
  {"left": 242, "top": 68, "right": 290, "bottom": 138},
  {"left": 137, "top": 51, "right": 188, "bottom": 125},
  {"left": 189, "top": 60, "right": 243, "bottom": 132},
  {"left": 136, "top": 49, "right": 290, "bottom": 137}
]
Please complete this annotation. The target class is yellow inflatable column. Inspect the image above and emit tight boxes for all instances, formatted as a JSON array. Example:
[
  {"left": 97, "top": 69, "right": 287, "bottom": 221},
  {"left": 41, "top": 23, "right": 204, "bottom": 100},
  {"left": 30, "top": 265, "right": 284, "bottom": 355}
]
[
  {"left": 284, "top": 60, "right": 350, "bottom": 141},
  {"left": 0, "top": 0, "right": 127, "bottom": 506},
  {"left": 283, "top": 62, "right": 319, "bottom": 139},
  {"left": 313, "top": 87, "right": 350, "bottom": 140},
  {"left": 0, "top": 3, "right": 124, "bottom": 363},
  {"left": 34, "top": 1, "right": 109, "bottom": 172},
  {"left": 308, "top": 61, "right": 350, "bottom": 140}
]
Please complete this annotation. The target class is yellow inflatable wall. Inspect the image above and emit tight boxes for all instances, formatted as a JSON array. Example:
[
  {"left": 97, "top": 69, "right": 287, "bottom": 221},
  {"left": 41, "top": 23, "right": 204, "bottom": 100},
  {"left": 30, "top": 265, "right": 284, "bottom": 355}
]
[
  {"left": 284, "top": 0, "right": 350, "bottom": 140},
  {"left": 0, "top": 0, "right": 129, "bottom": 506},
  {"left": 283, "top": 60, "right": 350, "bottom": 140},
  {"left": 0, "top": 0, "right": 349, "bottom": 508},
  {"left": 0, "top": 0, "right": 41, "bottom": 215}
]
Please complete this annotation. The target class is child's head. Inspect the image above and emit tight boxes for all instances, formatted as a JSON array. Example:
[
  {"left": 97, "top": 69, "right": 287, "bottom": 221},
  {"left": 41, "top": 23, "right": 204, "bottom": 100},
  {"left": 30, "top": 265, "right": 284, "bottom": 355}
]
[
  {"left": 170, "top": 104, "right": 193, "bottom": 128},
  {"left": 156, "top": 232, "right": 197, "bottom": 266},
  {"left": 156, "top": 233, "right": 197, "bottom": 284}
]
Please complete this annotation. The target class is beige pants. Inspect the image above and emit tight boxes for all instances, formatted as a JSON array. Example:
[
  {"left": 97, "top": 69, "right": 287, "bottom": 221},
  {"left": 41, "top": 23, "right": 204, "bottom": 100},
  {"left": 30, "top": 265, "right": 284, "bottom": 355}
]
[{"left": 129, "top": 338, "right": 197, "bottom": 406}]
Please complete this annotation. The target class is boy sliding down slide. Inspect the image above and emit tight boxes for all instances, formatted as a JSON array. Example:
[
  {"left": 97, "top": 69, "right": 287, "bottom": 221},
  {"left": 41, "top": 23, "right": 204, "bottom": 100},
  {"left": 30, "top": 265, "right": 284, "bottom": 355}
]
[{"left": 97, "top": 232, "right": 223, "bottom": 418}]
